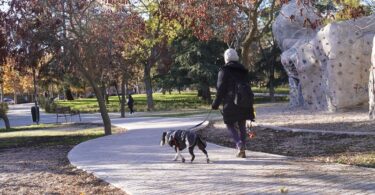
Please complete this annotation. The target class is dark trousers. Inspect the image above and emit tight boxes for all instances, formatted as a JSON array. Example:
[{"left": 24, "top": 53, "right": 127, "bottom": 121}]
[
  {"left": 226, "top": 120, "right": 247, "bottom": 149},
  {"left": 128, "top": 105, "right": 134, "bottom": 114}
]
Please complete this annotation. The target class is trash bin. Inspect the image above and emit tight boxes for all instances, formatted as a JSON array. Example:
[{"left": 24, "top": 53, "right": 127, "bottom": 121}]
[{"left": 31, "top": 106, "right": 40, "bottom": 123}]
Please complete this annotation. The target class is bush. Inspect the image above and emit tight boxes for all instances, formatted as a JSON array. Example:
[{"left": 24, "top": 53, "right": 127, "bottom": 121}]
[{"left": 39, "top": 97, "right": 58, "bottom": 113}]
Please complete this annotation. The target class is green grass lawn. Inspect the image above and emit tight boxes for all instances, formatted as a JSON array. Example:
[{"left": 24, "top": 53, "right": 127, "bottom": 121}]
[
  {"left": 0, "top": 124, "right": 58, "bottom": 132},
  {"left": 0, "top": 124, "right": 123, "bottom": 149},
  {"left": 55, "top": 90, "right": 288, "bottom": 113},
  {"left": 252, "top": 86, "right": 289, "bottom": 94}
]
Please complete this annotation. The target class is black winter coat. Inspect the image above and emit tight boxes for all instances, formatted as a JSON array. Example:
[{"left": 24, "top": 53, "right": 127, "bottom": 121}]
[{"left": 212, "top": 61, "right": 255, "bottom": 124}]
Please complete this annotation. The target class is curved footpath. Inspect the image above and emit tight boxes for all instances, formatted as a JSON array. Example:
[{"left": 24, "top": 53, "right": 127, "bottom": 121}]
[{"left": 69, "top": 116, "right": 375, "bottom": 195}]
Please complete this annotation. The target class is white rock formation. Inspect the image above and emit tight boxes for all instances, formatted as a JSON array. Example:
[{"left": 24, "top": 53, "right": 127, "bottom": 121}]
[
  {"left": 369, "top": 36, "right": 375, "bottom": 118},
  {"left": 272, "top": 0, "right": 321, "bottom": 107},
  {"left": 273, "top": 0, "right": 375, "bottom": 112}
]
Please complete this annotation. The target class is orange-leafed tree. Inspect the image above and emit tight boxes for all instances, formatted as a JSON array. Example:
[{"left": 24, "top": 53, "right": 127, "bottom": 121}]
[{"left": 4, "top": 0, "right": 144, "bottom": 134}]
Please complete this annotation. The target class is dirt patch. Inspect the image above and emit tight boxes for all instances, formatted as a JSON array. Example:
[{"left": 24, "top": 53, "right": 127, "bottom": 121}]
[
  {"left": 200, "top": 120, "right": 375, "bottom": 167},
  {"left": 0, "top": 145, "right": 127, "bottom": 195},
  {"left": 255, "top": 103, "right": 375, "bottom": 133},
  {"left": 0, "top": 123, "right": 127, "bottom": 194}
]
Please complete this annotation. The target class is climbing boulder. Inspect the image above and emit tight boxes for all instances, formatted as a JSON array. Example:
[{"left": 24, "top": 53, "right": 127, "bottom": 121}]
[{"left": 273, "top": 0, "right": 375, "bottom": 111}]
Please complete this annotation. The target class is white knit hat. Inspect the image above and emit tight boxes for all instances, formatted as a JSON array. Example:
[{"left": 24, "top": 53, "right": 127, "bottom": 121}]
[{"left": 224, "top": 48, "right": 239, "bottom": 63}]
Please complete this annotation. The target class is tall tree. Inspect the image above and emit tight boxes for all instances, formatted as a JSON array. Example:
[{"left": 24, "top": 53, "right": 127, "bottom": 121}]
[
  {"left": 160, "top": 0, "right": 278, "bottom": 70},
  {"left": 4, "top": 0, "right": 144, "bottom": 135},
  {"left": 57, "top": 0, "right": 144, "bottom": 134},
  {"left": 0, "top": 7, "right": 6, "bottom": 102},
  {"left": 125, "top": 0, "right": 181, "bottom": 111},
  {"left": 172, "top": 34, "right": 227, "bottom": 102}
]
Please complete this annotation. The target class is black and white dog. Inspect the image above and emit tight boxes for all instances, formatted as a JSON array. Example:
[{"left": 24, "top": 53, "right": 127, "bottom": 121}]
[{"left": 160, "top": 130, "right": 210, "bottom": 163}]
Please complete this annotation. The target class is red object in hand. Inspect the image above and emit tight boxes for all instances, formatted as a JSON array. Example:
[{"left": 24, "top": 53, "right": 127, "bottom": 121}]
[{"left": 248, "top": 131, "right": 256, "bottom": 139}]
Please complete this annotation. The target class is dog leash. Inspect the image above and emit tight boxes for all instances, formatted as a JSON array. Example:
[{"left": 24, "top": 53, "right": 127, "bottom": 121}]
[
  {"left": 187, "top": 109, "right": 213, "bottom": 130},
  {"left": 219, "top": 108, "right": 256, "bottom": 139}
]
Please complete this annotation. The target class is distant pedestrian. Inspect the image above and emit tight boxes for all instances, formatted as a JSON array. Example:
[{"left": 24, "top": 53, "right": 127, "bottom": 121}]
[
  {"left": 127, "top": 94, "right": 134, "bottom": 114},
  {"left": 211, "top": 48, "right": 255, "bottom": 158}
]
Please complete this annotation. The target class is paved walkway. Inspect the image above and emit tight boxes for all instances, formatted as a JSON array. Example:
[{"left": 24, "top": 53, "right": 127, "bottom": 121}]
[
  {"left": 3, "top": 103, "right": 375, "bottom": 194},
  {"left": 69, "top": 117, "right": 375, "bottom": 195}
]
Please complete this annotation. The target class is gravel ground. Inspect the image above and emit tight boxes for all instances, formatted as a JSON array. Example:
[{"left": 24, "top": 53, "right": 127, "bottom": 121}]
[
  {"left": 255, "top": 103, "right": 375, "bottom": 132},
  {"left": 199, "top": 103, "right": 375, "bottom": 167},
  {"left": 0, "top": 145, "right": 127, "bottom": 195},
  {"left": 201, "top": 121, "right": 375, "bottom": 156}
]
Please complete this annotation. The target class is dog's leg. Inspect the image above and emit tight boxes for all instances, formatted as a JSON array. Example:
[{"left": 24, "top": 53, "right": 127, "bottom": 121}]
[
  {"left": 177, "top": 147, "right": 185, "bottom": 163},
  {"left": 198, "top": 144, "right": 210, "bottom": 163},
  {"left": 188, "top": 147, "right": 195, "bottom": 163},
  {"left": 173, "top": 146, "right": 179, "bottom": 161},
  {"left": 174, "top": 147, "right": 185, "bottom": 163}
]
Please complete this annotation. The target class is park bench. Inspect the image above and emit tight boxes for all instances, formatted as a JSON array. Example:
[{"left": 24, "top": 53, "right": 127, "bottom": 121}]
[{"left": 55, "top": 106, "right": 81, "bottom": 123}]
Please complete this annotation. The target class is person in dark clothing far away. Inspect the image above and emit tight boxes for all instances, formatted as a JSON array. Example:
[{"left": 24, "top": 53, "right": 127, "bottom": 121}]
[
  {"left": 127, "top": 94, "right": 134, "bottom": 114},
  {"left": 211, "top": 48, "right": 255, "bottom": 158}
]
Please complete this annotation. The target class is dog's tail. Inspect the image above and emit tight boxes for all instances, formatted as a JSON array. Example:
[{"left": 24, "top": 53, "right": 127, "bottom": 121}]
[
  {"left": 160, "top": 132, "right": 167, "bottom": 146},
  {"left": 197, "top": 135, "right": 207, "bottom": 148}
]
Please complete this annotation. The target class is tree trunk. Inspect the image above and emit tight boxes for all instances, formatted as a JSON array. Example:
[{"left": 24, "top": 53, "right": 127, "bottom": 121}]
[
  {"left": 0, "top": 83, "right": 3, "bottom": 102},
  {"left": 0, "top": 112, "right": 10, "bottom": 130},
  {"left": 197, "top": 89, "right": 202, "bottom": 97},
  {"left": 269, "top": 61, "right": 275, "bottom": 102},
  {"left": 101, "top": 83, "right": 109, "bottom": 105},
  {"left": 93, "top": 84, "right": 112, "bottom": 135},
  {"left": 113, "top": 81, "right": 121, "bottom": 104},
  {"left": 144, "top": 62, "right": 154, "bottom": 111},
  {"left": 13, "top": 93, "right": 17, "bottom": 105},
  {"left": 120, "top": 74, "right": 126, "bottom": 118},
  {"left": 200, "top": 83, "right": 211, "bottom": 103},
  {"left": 65, "top": 87, "right": 74, "bottom": 100},
  {"left": 78, "top": 66, "right": 112, "bottom": 135},
  {"left": 241, "top": 44, "right": 251, "bottom": 69}
]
